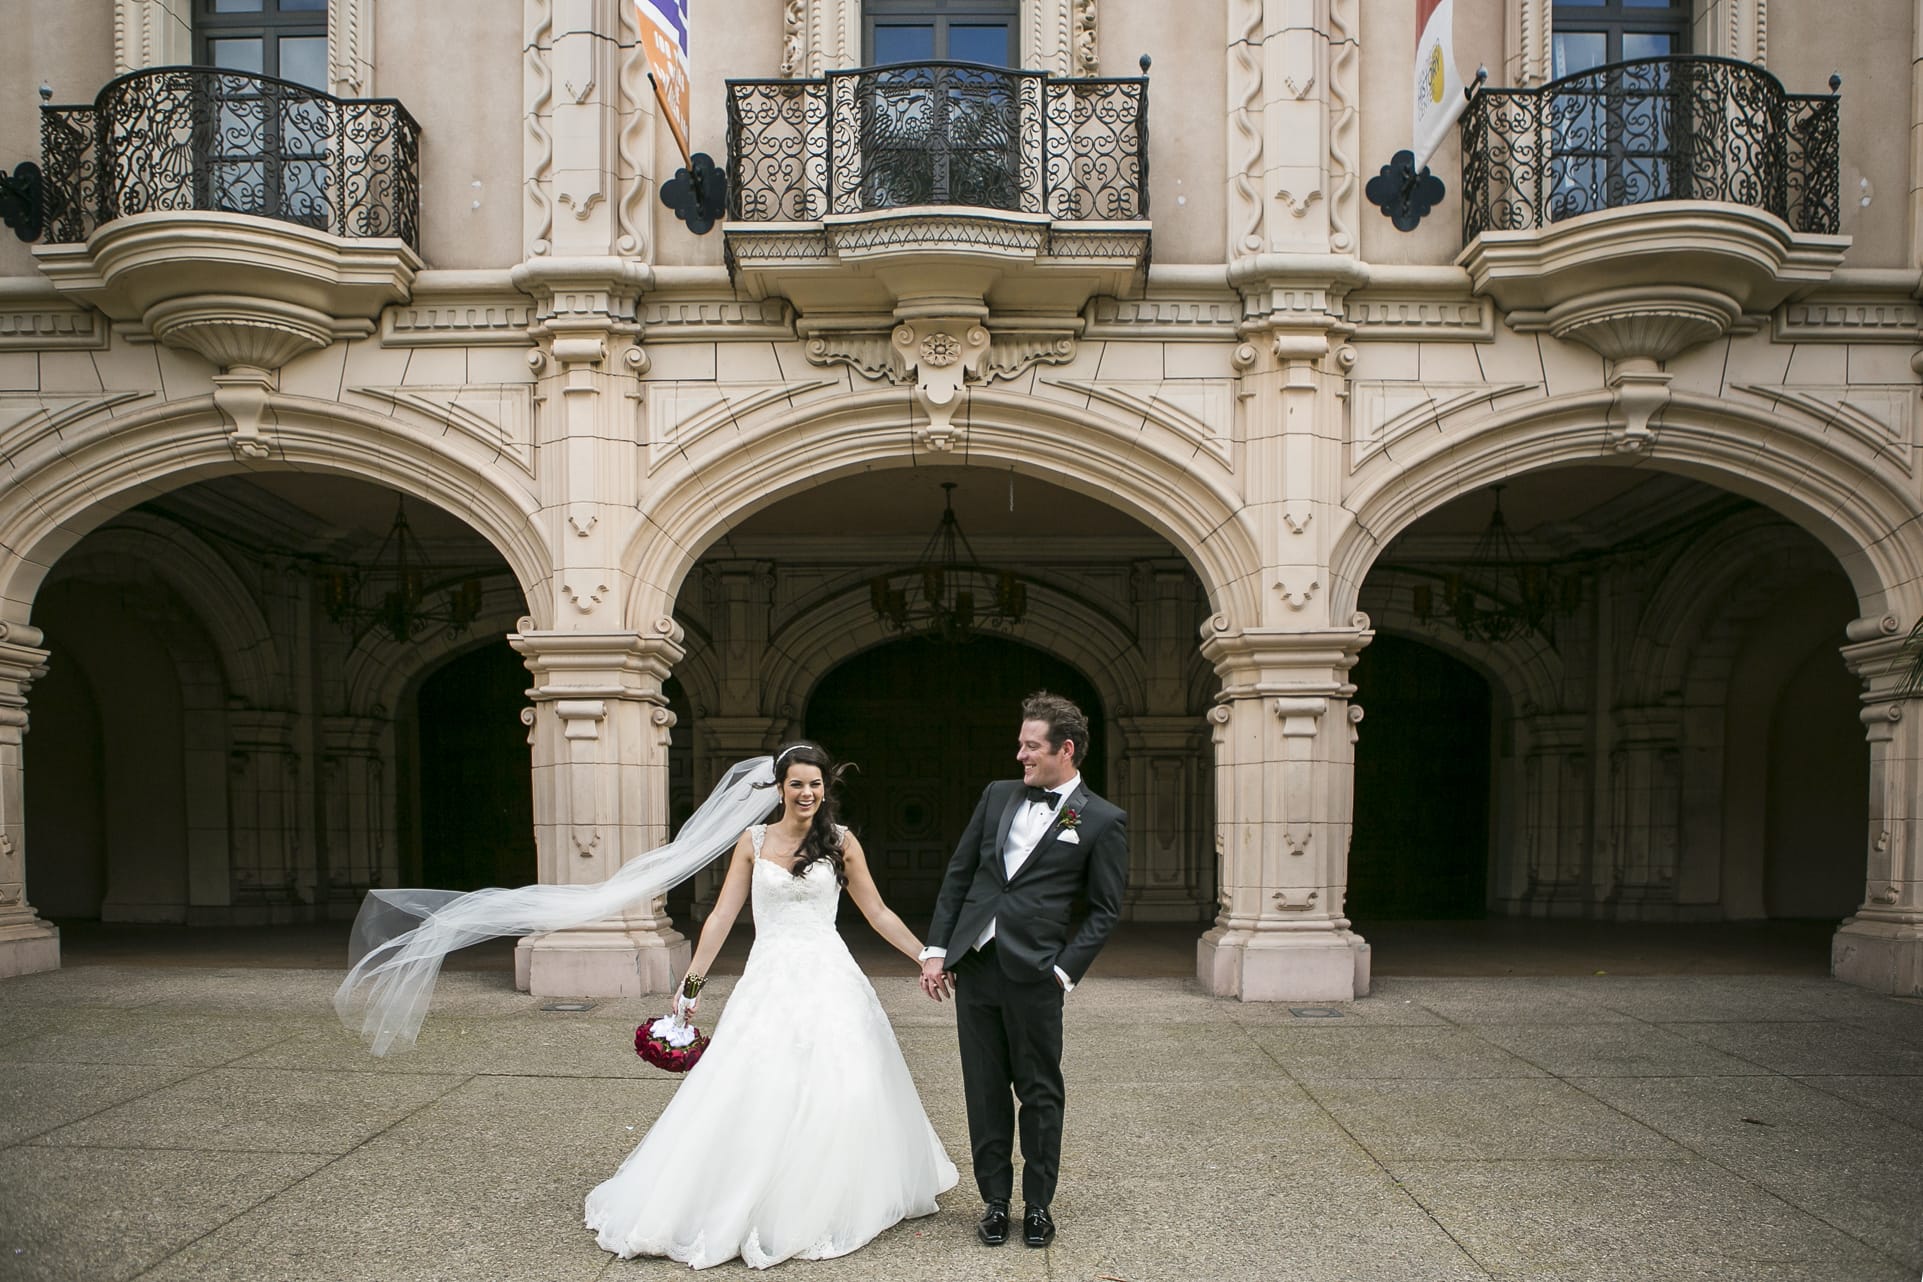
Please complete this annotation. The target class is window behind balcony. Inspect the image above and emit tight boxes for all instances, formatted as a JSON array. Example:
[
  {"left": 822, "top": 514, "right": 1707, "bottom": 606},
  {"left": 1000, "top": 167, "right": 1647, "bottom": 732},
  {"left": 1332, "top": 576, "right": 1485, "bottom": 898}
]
[
  {"left": 1549, "top": 0, "right": 1691, "bottom": 220},
  {"left": 863, "top": 0, "right": 1020, "bottom": 67},
  {"left": 858, "top": 0, "right": 1022, "bottom": 210},
  {"left": 193, "top": 0, "right": 330, "bottom": 226}
]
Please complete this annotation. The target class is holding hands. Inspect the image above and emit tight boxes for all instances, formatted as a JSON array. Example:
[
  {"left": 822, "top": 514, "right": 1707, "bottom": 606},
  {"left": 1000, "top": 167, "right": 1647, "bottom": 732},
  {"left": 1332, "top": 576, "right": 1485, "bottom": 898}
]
[{"left": 919, "top": 957, "right": 952, "bottom": 1001}]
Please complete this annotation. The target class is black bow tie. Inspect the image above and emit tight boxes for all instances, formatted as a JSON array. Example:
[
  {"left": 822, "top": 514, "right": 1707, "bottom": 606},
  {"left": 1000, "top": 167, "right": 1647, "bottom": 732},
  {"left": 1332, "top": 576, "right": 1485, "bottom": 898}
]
[{"left": 1024, "top": 786, "right": 1062, "bottom": 806}]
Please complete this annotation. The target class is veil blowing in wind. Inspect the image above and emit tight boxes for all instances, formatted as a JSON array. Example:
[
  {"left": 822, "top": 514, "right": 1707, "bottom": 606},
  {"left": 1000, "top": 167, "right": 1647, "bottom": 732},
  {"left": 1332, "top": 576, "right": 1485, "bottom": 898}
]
[{"left": 335, "top": 755, "right": 777, "bottom": 1056}]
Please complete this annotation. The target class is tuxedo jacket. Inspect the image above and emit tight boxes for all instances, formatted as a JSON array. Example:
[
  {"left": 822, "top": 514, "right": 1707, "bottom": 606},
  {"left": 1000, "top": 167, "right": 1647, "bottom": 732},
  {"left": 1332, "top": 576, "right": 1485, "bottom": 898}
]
[{"left": 926, "top": 778, "right": 1128, "bottom": 985}]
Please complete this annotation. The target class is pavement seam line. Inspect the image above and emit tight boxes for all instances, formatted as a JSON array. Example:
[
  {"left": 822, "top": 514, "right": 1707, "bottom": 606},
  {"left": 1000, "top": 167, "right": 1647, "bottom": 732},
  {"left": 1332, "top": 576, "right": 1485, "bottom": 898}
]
[
  {"left": 1474, "top": 1016, "right": 1915, "bottom": 1274},
  {"left": 1241, "top": 1014, "right": 1501, "bottom": 1281},
  {"left": 130, "top": 1069, "right": 479, "bottom": 1281},
  {"left": 4, "top": 1026, "right": 315, "bottom": 1150}
]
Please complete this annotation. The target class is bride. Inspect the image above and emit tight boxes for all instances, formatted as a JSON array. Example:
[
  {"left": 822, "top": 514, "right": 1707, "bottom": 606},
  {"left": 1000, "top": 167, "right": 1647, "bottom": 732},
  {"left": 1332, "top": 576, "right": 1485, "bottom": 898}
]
[
  {"left": 335, "top": 742, "right": 956, "bottom": 1270},
  {"left": 586, "top": 742, "right": 958, "bottom": 1265}
]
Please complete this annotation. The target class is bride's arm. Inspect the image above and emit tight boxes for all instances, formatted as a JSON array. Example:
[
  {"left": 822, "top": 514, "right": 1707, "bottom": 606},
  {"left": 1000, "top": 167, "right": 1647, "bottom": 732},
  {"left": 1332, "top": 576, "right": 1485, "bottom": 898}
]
[
  {"left": 680, "top": 832, "right": 757, "bottom": 1001},
  {"left": 840, "top": 833, "right": 924, "bottom": 965}
]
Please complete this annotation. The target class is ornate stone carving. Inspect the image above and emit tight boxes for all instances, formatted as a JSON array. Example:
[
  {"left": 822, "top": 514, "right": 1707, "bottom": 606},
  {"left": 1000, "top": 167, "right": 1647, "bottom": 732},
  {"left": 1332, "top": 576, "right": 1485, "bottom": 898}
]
[
  {"left": 891, "top": 321, "right": 990, "bottom": 451},
  {"left": 1228, "top": 0, "right": 1264, "bottom": 256}
]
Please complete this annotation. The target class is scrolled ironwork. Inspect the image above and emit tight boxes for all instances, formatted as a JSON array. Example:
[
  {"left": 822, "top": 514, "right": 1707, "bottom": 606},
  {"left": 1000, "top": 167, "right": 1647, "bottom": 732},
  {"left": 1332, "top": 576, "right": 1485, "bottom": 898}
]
[
  {"left": 38, "top": 66, "right": 420, "bottom": 249},
  {"left": 1459, "top": 56, "right": 1839, "bottom": 242},
  {"left": 727, "top": 61, "right": 1145, "bottom": 223}
]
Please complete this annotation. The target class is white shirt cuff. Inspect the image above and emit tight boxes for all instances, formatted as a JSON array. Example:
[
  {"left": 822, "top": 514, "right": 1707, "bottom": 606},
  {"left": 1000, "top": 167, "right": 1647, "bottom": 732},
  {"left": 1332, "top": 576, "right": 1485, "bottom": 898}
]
[
  {"left": 1054, "top": 966, "right": 1075, "bottom": 993},
  {"left": 919, "top": 946, "right": 948, "bottom": 961}
]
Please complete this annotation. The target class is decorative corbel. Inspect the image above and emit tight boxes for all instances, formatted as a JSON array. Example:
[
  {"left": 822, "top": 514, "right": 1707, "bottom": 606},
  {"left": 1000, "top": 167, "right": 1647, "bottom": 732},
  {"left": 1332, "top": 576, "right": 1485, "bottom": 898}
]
[
  {"left": 1607, "top": 358, "right": 1672, "bottom": 454},
  {"left": 892, "top": 321, "right": 990, "bottom": 451},
  {"left": 211, "top": 369, "right": 277, "bottom": 460}
]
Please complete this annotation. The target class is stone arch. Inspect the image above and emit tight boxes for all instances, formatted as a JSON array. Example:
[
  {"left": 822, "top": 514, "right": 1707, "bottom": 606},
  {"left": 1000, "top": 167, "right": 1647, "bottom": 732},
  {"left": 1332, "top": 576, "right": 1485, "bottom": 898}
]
[
  {"left": 342, "top": 590, "right": 534, "bottom": 719},
  {"left": 1331, "top": 390, "right": 1923, "bottom": 629},
  {"left": 1621, "top": 512, "right": 1842, "bottom": 707},
  {"left": 621, "top": 387, "right": 1259, "bottom": 638},
  {"left": 1356, "top": 585, "right": 1566, "bottom": 718},
  {"left": 759, "top": 580, "right": 1148, "bottom": 727},
  {"left": 0, "top": 394, "right": 551, "bottom": 630},
  {"left": 40, "top": 513, "right": 283, "bottom": 709}
]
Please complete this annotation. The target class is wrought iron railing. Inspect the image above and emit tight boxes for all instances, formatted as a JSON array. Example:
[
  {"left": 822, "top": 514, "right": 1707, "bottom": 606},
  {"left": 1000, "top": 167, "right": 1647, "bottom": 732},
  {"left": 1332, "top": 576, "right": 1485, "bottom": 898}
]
[
  {"left": 727, "top": 61, "right": 1147, "bottom": 222},
  {"left": 1460, "top": 56, "right": 1840, "bottom": 241},
  {"left": 39, "top": 66, "right": 421, "bottom": 248}
]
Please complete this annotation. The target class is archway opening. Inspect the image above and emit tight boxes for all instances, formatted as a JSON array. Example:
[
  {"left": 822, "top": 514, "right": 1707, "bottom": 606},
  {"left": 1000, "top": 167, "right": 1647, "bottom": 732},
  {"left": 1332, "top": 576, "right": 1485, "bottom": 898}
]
[
  {"left": 411, "top": 643, "right": 537, "bottom": 891},
  {"left": 1352, "top": 465, "right": 1869, "bottom": 973},
  {"left": 1347, "top": 634, "right": 1492, "bottom": 922},
  {"left": 24, "top": 471, "right": 527, "bottom": 955},
  {"left": 806, "top": 634, "right": 1106, "bottom": 921},
  {"left": 668, "top": 463, "right": 1217, "bottom": 953}
]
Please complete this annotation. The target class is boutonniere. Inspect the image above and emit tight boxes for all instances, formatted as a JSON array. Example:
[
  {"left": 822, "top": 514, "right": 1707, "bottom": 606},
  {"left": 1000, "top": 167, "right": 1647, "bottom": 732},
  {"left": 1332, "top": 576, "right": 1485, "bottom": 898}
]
[{"left": 1057, "top": 806, "right": 1082, "bottom": 829}]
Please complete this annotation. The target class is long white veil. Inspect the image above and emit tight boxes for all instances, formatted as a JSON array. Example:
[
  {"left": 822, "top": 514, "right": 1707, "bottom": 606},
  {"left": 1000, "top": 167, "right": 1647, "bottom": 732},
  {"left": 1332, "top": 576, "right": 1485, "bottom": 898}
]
[{"left": 336, "top": 755, "right": 778, "bottom": 1056}]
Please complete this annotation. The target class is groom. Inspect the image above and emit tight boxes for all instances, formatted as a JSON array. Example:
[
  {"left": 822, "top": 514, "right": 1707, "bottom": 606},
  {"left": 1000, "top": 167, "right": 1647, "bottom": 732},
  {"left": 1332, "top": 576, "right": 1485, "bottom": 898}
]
[{"left": 920, "top": 692, "right": 1128, "bottom": 1249}]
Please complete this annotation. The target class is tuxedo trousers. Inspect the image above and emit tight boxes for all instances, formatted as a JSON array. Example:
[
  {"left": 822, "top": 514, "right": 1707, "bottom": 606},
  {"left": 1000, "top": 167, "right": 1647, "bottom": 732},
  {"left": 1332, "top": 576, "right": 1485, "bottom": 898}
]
[{"left": 953, "top": 939, "right": 1066, "bottom": 1207}]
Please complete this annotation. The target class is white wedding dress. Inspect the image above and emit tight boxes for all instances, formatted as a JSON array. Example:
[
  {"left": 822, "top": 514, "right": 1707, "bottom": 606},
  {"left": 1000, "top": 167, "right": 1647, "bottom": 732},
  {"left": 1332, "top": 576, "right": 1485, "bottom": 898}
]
[{"left": 585, "top": 825, "right": 958, "bottom": 1268}]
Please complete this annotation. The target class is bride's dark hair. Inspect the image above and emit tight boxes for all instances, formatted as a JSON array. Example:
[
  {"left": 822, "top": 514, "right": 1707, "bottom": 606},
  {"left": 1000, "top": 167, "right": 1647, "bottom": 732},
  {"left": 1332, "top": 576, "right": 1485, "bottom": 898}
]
[{"left": 764, "top": 741, "right": 852, "bottom": 886}]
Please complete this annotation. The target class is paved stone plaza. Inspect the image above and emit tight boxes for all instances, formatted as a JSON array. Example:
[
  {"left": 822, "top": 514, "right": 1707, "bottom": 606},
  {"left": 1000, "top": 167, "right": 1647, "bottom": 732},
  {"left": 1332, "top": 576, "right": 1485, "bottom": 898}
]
[{"left": 1, "top": 961, "right": 1919, "bottom": 1282}]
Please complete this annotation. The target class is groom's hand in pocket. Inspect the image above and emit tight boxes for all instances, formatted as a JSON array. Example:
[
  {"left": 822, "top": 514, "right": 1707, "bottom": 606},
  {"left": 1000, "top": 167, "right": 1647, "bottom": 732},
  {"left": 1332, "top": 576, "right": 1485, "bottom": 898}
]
[{"left": 918, "top": 958, "right": 951, "bottom": 1001}]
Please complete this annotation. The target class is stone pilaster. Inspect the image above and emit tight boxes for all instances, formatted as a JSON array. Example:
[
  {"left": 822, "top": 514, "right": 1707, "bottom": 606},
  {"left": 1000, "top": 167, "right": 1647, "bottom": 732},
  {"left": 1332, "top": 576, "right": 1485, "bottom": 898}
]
[
  {"left": 1115, "top": 716, "right": 1212, "bottom": 922},
  {"left": 1226, "top": 0, "right": 1361, "bottom": 260},
  {"left": 1604, "top": 708, "right": 1683, "bottom": 918},
  {"left": 0, "top": 625, "right": 56, "bottom": 978},
  {"left": 1833, "top": 624, "right": 1923, "bottom": 996},
  {"left": 320, "top": 714, "right": 390, "bottom": 917},
  {"left": 1505, "top": 712, "right": 1591, "bottom": 916},
  {"left": 1197, "top": 620, "right": 1372, "bottom": 1001},
  {"left": 510, "top": 622, "right": 689, "bottom": 996}
]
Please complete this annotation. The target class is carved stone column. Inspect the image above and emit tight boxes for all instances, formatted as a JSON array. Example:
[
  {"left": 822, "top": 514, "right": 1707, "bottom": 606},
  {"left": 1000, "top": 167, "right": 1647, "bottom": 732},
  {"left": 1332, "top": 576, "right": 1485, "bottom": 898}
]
[
  {"left": 1833, "top": 622, "right": 1923, "bottom": 996},
  {"left": 1197, "top": 620, "right": 1372, "bottom": 1001},
  {"left": 510, "top": 621, "right": 689, "bottom": 996},
  {"left": 0, "top": 625, "right": 56, "bottom": 978}
]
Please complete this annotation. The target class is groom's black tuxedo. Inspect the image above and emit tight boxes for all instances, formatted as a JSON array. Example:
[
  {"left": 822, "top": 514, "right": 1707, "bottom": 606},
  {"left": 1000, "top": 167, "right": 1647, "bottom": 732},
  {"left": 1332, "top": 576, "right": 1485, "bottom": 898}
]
[
  {"left": 927, "top": 777, "right": 1128, "bottom": 1211},
  {"left": 927, "top": 778, "right": 1129, "bottom": 985}
]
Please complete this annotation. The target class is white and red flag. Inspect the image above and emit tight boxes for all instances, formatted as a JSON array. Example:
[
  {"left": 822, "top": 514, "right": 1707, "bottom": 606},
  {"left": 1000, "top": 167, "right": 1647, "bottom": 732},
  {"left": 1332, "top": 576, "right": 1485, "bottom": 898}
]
[{"left": 1412, "top": 0, "right": 1468, "bottom": 169}]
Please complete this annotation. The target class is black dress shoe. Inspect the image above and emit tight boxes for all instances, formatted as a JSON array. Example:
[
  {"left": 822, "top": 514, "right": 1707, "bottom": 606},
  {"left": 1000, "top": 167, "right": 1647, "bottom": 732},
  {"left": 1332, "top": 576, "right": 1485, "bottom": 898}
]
[
  {"left": 1022, "top": 1204, "right": 1055, "bottom": 1248},
  {"left": 977, "top": 1200, "right": 1009, "bottom": 1246}
]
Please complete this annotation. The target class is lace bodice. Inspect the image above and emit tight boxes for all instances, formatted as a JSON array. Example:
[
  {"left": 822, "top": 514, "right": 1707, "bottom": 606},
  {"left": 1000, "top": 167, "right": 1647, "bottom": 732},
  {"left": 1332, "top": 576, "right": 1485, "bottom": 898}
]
[{"left": 748, "top": 824, "right": 841, "bottom": 933}]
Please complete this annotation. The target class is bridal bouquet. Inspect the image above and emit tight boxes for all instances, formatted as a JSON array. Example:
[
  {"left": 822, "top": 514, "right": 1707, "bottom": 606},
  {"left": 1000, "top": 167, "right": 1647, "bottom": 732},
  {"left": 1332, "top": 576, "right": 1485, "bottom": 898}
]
[{"left": 635, "top": 974, "right": 709, "bottom": 1073}]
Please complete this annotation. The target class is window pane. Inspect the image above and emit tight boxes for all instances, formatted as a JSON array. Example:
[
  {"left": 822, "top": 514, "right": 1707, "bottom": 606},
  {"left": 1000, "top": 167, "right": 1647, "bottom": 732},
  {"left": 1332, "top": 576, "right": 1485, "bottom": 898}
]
[
  {"left": 873, "top": 24, "right": 936, "bottom": 63},
  {"left": 1622, "top": 0, "right": 1682, "bottom": 7},
  {"left": 209, "top": 38, "right": 266, "bottom": 73},
  {"left": 1552, "top": 32, "right": 1606, "bottom": 77},
  {"left": 947, "top": 24, "right": 1012, "bottom": 67},
  {"left": 1622, "top": 32, "right": 1675, "bottom": 59},
  {"left": 1554, "top": 0, "right": 1606, "bottom": 6},
  {"left": 277, "top": 0, "right": 329, "bottom": 9},
  {"left": 213, "top": 0, "right": 265, "bottom": 10},
  {"left": 279, "top": 36, "right": 329, "bottom": 89}
]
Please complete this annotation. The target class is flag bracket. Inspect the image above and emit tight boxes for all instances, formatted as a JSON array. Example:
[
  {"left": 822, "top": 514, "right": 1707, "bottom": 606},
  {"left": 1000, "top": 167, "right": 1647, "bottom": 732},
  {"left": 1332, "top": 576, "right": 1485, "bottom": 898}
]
[
  {"left": 1364, "top": 150, "right": 1445, "bottom": 233},
  {"left": 659, "top": 153, "right": 727, "bottom": 236}
]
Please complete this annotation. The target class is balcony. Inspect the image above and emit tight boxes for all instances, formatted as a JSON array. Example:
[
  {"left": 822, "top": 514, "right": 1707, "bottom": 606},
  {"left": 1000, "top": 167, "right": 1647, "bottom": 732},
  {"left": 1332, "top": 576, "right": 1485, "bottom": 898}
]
[
  {"left": 723, "top": 61, "right": 1150, "bottom": 318},
  {"left": 1456, "top": 56, "right": 1847, "bottom": 365},
  {"left": 31, "top": 66, "right": 423, "bottom": 372}
]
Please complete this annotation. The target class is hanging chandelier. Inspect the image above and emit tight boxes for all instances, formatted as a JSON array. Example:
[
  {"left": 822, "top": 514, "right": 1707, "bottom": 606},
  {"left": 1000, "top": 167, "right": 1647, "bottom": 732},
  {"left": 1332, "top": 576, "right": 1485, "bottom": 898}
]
[
  {"left": 1413, "top": 484, "right": 1577, "bottom": 644},
  {"left": 870, "top": 482, "right": 1026, "bottom": 643},
  {"left": 320, "top": 495, "right": 484, "bottom": 645}
]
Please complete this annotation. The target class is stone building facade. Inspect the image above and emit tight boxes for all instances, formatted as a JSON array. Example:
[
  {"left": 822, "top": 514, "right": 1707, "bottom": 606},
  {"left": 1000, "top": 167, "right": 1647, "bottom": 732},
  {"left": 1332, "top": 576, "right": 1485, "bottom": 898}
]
[{"left": 0, "top": 0, "right": 1918, "bottom": 1000}]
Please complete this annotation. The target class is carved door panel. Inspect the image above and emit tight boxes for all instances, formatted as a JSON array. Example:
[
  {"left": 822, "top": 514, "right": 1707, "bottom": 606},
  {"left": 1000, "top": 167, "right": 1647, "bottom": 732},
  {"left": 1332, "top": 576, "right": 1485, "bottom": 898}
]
[{"left": 806, "top": 635, "right": 1103, "bottom": 923}]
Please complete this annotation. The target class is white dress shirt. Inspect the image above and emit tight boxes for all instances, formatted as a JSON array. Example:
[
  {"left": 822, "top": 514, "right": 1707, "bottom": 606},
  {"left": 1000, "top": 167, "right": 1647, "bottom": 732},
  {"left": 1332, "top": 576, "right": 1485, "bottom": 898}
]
[{"left": 922, "top": 775, "right": 1081, "bottom": 992}]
